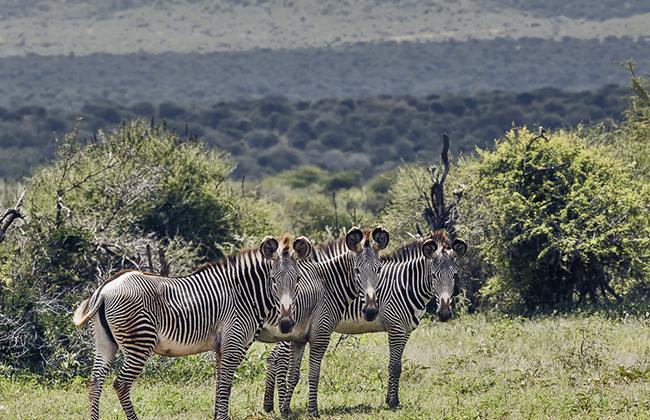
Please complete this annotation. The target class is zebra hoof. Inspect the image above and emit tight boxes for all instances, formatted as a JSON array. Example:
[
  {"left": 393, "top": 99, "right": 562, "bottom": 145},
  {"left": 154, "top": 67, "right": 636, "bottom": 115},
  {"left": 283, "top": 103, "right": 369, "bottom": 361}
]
[
  {"left": 280, "top": 407, "right": 292, "bottom": 416},
  {"left": 262, "top": 403, "right": 274, "bottom": 413},
  {"left": 386, "top": 397, "right": 400, "bottom": 409},
  {"left": 308, "top": 409, "right": 320, "bottom": 418}
]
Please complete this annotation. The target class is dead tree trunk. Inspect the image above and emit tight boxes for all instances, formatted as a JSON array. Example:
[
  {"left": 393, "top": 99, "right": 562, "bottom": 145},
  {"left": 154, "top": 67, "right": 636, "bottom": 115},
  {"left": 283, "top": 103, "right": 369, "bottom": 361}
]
[{"left": 0, "top": 188, "right": 27, "bottom": 245}]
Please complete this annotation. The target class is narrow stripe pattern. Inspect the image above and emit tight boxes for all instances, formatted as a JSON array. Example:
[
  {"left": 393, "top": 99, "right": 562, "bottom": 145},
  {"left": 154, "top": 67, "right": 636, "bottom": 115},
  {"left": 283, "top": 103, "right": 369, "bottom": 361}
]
[
  {"left": 264, "top": 230, "right": 467, "bottom": 411},
  {"left": 73, "top": 236, "right": 301, "bottom": 420},
  {"left": 262, "top": 227, "right": 388, "bottom": 417}
]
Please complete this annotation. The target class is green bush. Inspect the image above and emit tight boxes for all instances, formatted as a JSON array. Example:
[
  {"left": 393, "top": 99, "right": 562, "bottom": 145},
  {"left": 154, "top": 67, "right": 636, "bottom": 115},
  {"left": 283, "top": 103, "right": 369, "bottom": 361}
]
[
  {"left": 462, "top": 127, "right": 650, "bottom": 310},
  {"left": 0, "top": 118, "right": 277, "bottom": 378}
]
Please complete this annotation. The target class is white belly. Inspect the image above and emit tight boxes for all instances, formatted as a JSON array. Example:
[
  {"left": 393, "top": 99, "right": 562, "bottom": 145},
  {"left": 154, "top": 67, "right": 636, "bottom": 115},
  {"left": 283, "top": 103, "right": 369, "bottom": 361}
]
[
  {"left": 335, "top": 317, "right": 385, "bottom": 334},
  {"left": 257, "top": 321, "right": 311, "bottom": 343},
  {"left": 153, "top": 336, "right": 216, "bottom": 357}
]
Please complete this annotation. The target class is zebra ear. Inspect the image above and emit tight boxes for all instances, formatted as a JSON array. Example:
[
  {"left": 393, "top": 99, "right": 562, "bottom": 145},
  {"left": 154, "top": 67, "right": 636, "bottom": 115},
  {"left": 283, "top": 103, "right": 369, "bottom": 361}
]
[
  {"left": 422, "top": 239, "right": 438, "bottom": 259},
  {"left": 345, "top": 227, "right": 364, "bottom": 252},
  {"left": 372, "top": 226, "right": 389, "bottom": 251},
  {"left": 451, "top": 238, "right": 468, "bottom": 259},
  {"left": 260, "top": 236, "right": 279, "bottom": 261},
  {"left": 293, "top": 237, "right": 312, "bottom": 260}
]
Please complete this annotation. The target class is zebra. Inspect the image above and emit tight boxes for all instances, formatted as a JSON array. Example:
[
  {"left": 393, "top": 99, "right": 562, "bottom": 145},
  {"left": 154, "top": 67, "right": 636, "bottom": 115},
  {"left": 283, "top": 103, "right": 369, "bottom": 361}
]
[
  {"left": 259, "top": 226, "right": 389, "bottom": 418},
  {"left": 264, "top": 230, "right": 467, "bottom": 412},
  {"left": 73, "top": 235, "right": 309, "bottom": 420}
]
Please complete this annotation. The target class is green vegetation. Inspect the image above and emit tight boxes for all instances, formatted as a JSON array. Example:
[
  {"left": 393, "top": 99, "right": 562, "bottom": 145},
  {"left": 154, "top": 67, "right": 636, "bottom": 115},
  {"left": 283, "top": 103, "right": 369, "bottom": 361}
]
[
  {"left": 0, "top": 119, "right": 277, "bottom": 378},
  {"left": 462, "top": 127, "right": 650, "bottom": 310},
  {"left": 2, "top": 312, "right": 650, "bottom": 419},
  {"left": 0, "top": 84, "right": 631, "bottom": 180},
  {"left": 379, "top": 63, "right": 650, "bottom": 311},
  {"left": 1, "top": 41, "right": 650, "bottom": 420},
  {"left": 2, "top": 36, "right": 648, "bottom": 112}
]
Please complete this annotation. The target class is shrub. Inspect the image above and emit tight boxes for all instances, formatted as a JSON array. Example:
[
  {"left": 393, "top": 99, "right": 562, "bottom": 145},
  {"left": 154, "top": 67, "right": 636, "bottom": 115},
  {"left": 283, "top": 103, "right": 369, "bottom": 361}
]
[
  {"left": 462, "top": 127, "right": 650, "bottom": 310},
  {"left": 0, "top": 118, "right": 277, "bottom": 378}
]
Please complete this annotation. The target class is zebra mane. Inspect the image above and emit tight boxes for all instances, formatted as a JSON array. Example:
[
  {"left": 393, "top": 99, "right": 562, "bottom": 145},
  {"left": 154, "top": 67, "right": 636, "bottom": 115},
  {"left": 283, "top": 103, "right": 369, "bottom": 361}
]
[
  {"left": 191, "top": 246, "right": 267, "bottom": 276},
  {"left": 310, "top": 236, "right": 348, "bottom": 262},
  {"left": 362, "top": 229, "right": 372, "bottom": 247},
  {"left": 380, "top": 230, "right": 448, "bottom": 263},
  {"left": 429, "top": 230, "right": 449, "bottom": 250},
  {"left": 309, "top": 229, "right": 369, "bottom": 262},
  {"left": 280, "top": 234, "right": 291, "bottom": 256}
]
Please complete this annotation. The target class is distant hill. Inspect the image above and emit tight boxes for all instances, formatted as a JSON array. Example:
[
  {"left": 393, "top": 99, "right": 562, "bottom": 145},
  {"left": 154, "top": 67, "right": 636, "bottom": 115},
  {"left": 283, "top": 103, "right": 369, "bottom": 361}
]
[
  {"left": 0, "top": 36, "right": 648, "bottom": 111},
  {"left": 0, "top": 0, "right": 649, "bottom": 57},
  {"left": 0, "top": 85, "right": 631, "bottom": 180}
]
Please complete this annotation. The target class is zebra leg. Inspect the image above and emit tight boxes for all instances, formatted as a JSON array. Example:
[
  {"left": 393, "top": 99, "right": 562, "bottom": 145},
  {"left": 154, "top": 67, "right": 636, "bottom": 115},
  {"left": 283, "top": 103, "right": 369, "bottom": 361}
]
[
  {"left": 305, "top": 335, "right": 331, "bottom": 418},
  {"left": 279, "top": 341, "right": 306, "bottom": 415},
  {"left": 112, "top": 343, "right": 155, "bottom": 420},
  {"left": 214, "top": 342, "right": 249, "bottom": 420},
  {"left": 88, "top": 319, "right": 118, "bottom": 420},
  {"left": 263, "top": 341, "right": 291, "bottom": 413},
  {"left": 214, "top": 349, "right": 223, "bottom": 415},
  {"left": 386, "top": 329, "right": 410, "bottom": 408}
]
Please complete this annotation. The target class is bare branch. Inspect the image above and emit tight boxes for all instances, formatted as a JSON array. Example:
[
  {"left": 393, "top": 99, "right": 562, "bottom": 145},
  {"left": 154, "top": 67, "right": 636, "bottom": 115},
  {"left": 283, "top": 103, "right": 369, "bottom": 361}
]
[
  {"left": 146, "top": 243, "right": 154, "bottom": 273},
  {"left": 0, "top": 187, "right": 27, "bottom": 244},
  {"left": 158, "top": 247, "right": 170, "bottom": 276}
]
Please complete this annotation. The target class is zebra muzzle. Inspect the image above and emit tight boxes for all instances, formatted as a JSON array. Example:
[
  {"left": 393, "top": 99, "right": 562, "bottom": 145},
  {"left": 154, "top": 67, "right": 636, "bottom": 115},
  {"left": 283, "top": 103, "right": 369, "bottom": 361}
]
[
  {"left": 437, "top": 297, "right": 452, "bottom": 322},
  {"left": 362, "top": 298, "right": 379, "bottom": 322},
  {"left": 278, "top": 305, "right": 295, "bottom": 334}
]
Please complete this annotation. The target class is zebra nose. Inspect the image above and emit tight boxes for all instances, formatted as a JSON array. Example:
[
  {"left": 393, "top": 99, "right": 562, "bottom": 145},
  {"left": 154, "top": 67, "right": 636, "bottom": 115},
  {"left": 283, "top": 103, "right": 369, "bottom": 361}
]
[
  {"left": 363, "top": 306, "right": 378, "bottom": 322},
  {"left": 278, "top": 317, "right": 295, "bottom": 334},
  {"left": 437, "top": 309, "right": 452, "bottom": 322}
]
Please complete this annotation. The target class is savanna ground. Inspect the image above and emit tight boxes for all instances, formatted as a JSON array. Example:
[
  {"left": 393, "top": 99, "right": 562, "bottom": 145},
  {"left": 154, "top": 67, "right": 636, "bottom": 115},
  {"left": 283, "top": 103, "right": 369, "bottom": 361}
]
[{"left": 2, "top": 311, "right": 650, "bottom": 419}]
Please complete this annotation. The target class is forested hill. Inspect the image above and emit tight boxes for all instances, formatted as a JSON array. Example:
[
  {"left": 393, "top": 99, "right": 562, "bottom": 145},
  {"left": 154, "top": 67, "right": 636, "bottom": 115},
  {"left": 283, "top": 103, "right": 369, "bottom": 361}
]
[
  {"left": 0, "top": 84, "right": 629, "bottom": 180},
  {"left": 1, "top": 36, "right": 648, "bottom": 111}
]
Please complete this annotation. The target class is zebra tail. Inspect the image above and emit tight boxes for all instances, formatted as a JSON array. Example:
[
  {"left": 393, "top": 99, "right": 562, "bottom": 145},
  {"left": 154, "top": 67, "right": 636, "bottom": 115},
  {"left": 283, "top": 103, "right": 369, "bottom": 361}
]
[{"left": 72, "top": 291, "right": 104, "bottom": 326}]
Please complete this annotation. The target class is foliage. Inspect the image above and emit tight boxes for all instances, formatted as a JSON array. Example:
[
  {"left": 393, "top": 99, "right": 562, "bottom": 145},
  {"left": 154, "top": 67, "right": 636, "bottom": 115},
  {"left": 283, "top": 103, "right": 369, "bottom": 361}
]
[
  {"left": 257, "top": 166, "right": 381, "bottom": 243},
  {"left": 610, "top": 60, "right": 650, "bottom": 181},
  {"left": 0, "top": 118, "right": 277, "bottom": 377},
  {"left": 462, "top": 127, "right": 650, "bottom": 310},
  {"left": 0, "top": 83, "right": 632, "bottom": 180}
]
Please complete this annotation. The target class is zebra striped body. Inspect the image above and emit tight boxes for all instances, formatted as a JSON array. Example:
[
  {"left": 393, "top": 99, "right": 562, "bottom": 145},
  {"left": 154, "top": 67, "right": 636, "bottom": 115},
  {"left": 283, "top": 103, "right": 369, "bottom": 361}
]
[
  {"left": 73, "top": 236, "right": 305, "bottom": 420},
  {"left": 261, "top": 227, "right": 389, "bottom": 417},
  {"left": 264, "top": 230, "right": 467, "bottom": 411}
]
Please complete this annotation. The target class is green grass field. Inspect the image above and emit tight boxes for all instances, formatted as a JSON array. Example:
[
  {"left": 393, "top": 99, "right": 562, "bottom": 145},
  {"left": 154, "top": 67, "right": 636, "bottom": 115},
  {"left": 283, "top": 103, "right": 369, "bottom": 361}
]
[{"left": 2, "top": 311, "right": 650, "bottom": 419}]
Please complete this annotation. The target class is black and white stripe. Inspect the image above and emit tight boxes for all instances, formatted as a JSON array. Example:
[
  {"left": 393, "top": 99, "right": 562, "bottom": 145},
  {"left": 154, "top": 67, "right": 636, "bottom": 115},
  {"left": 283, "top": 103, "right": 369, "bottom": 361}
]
[
  {"left": 261, "top": 226, "right": 389, "bottom": 417},
  {"left": 73, "top": 235, "right": 303, "bottom": 420},
  {"left": 264, "top": 230, "right": 467, "bottom": 412}
]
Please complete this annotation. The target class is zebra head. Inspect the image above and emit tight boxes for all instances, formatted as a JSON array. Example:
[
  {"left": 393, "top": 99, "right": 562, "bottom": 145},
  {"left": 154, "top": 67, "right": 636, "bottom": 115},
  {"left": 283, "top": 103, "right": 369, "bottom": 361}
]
[
  {"left": 422, "top": 231, "right": 468, "bottom": 322},
  {"left": 260, "top": 235, "right": 312, "bottom": 334},
  {"left": 346, "top": 226, "right": 389, "bottom": 322}
]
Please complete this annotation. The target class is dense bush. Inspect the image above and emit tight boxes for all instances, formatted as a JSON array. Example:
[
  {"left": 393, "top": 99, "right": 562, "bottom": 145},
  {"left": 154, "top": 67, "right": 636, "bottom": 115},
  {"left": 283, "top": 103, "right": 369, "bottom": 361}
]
[
  {"left": 461, "top": 128, "right": 650, "bottom": 310},
  {"left": 0, "top": 118, "right": 277, "bottom": 378}
]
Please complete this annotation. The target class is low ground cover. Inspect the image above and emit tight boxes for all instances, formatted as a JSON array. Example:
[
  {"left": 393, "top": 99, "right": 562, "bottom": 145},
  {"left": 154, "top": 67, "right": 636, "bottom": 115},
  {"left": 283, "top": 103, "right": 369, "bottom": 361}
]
[{"left": 2, "top": 311, "right": 649, "bottom": 419}]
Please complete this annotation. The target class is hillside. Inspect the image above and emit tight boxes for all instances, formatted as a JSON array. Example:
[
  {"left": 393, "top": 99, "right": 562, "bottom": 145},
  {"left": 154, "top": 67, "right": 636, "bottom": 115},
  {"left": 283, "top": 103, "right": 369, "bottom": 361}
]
[
  {"left": 0, "top": 0, "right": 649, "bottom": 57},
  {"left": 0, "top": 84, "right": 630, "bottom": 180},
  {"left": 0, "top": 36, "right": 647, "bottom": 111}
]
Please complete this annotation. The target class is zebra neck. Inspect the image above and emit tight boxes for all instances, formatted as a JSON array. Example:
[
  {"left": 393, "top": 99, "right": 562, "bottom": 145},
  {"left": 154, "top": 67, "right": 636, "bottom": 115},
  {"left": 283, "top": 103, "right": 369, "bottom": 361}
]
[
  {"left": 386, "top": 257, "right": 435, "bottom": 311},
  {"left": 230, "top": 260, "right": 274, "bottom": 320},
  {"left": 315, "top": 251, "right": 357, "bottom": 310}
]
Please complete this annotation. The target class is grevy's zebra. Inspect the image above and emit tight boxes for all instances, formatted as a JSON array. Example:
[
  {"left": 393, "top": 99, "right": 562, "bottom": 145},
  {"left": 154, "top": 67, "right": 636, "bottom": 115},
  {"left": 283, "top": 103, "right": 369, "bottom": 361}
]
[
  {"left": 259, "top": 226, "right": 389, "bottom": 418},
  {"left": 73, "top": 235, "right": 308, "bottom": 420},
  {"left": 264, "top": 230, "right": 467, "bottom": 412}
]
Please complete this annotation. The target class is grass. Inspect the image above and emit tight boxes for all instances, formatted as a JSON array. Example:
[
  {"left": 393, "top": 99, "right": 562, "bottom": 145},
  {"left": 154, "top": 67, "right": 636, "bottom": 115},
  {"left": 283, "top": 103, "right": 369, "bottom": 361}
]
[{"left": 2, "top": 311, "right": 650, "bottom": 419}]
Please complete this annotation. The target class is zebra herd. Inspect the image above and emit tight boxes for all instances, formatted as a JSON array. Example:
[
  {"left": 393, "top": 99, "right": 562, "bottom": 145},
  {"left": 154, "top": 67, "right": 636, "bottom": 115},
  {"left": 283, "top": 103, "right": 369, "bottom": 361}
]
[{"left": 73, "top": 226, "right": 467, "bottom": 419}]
